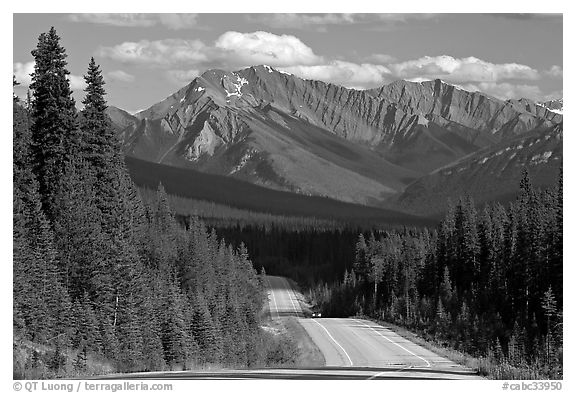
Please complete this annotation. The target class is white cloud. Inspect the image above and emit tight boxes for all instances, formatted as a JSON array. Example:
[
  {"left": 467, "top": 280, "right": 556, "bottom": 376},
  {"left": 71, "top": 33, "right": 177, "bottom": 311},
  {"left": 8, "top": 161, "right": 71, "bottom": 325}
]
[
  {"left": 106, "top": 70, "right": 136, "bottom": 83},
  {"left": 99, "top": 31, "right": 323, "bottom": 77},
  {"left": 98, "top": 39, "right": 210, "bottom": 66},
  {"left": 281, "top": 61, "right": 391, "bottom": 89},
  {"left": 67, "top": 13, "right": 198, "bottom": 30},
  {"left": 166, "top": 69, "right": 201, "bottom": 85},
  {"left": 67, "top": 75, "right": 87, "bottom": 91},
  {"left": 214, "top": 31, "right": 322, "bottom": 67},
  {"left": 97, "top": 31, "right": 549, "bottom": 100},
  {"left": 544, "top": 65, "right": 563, "bottom": 79},
  {"left": 13, "top": 61, "right": 35, "bottom": 86},
  {"left": 388, "top": 55, "right": 540, "bottom": 83}
]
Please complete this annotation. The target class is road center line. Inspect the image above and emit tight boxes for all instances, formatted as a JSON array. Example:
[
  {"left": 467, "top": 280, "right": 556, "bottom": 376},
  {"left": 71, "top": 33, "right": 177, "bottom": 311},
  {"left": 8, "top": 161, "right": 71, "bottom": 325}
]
[
  {"left": 353, "top": 320, "right": 431, "bottom": 368},
  {"left": 282, "top": 278, "right": 300, "bottom": 317},
  {"left": 267, "top": 277, "right": 279, "bottom": 318},
  {"left": 311, "top": 319, "right": 354, "bottom": 366}
]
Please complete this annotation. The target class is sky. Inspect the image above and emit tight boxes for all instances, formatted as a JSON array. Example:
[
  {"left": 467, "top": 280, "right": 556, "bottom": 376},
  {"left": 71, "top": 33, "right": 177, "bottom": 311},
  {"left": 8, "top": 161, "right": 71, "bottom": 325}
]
[{"left": 13, "top": 13, "right": 563, "bottom": 113}]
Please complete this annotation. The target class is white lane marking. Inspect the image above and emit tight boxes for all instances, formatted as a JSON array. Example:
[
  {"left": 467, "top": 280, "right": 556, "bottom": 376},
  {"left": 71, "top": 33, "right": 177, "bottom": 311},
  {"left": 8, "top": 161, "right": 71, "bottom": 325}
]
[
  {"left": 267, "top": 277, "right": 279, "bottom": 318},
  {"left": 353, "top": 320, "right": 431, "bottom": 368},
  {"left": 311, "top": 319, "right": 354, "bottom": 366},
  {"left": 282, "top": 278, "right": 300, "bottom": 317},
  {"left": 367, "top": 365, "right": 413, "bottom": 380}
]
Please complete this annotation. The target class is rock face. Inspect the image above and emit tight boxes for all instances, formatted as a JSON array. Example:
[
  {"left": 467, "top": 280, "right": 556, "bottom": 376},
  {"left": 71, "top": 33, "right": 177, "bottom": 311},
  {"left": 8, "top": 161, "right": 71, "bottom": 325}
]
[
  {"left": 394, "top": 122, "right": 563, "bottom": 216},
  {"left": 108, "top": 65, "right": 562, "bottom": 208}
]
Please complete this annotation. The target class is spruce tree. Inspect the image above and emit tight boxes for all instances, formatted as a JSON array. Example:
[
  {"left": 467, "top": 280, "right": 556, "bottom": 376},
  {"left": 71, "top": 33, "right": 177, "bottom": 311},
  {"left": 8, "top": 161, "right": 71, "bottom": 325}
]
[
  {"left": 551, "top": 168, "right": 563, "bottom": 305},
  {"left": 80, "top": 58, "right": 116, "bottom": 166},
  {"left": 52, "top": 158, "right": 112, "bottom": 303},
  {"left": 29, "top": 27, "right": 79, "bottom": 218},
  {"left": 13, "top": 102, "right": 35, "bottom": 200},
  {"left": 79, "top": 57, "right": 127, "bottom": 224}
]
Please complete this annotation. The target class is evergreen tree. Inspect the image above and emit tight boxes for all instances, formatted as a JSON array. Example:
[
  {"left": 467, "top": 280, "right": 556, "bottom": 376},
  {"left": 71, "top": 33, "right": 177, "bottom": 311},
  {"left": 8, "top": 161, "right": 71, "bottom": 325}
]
[
  {"left": 13, "top": 102, "right": 35, "bottom": 200},
  {"left": 116, "top": 293, "right": 144, "bottom": 372},
  {"left": 192, "top": 290, "right": 222, "bottom": 364},
  {"left": 29, "top": 27, "right": 79, "bottom": 218},
  {"left": 353, "top": 234, "right": 369, "bottom": 281},
  {"left": 52, "top": 159, "right": 113, "bottom": 304},
  {"left": 161, "top": 279, "right": 195, "bottom": 369},
  {"left": 80, "top": 58, "right": 117, "bottom": 166}
]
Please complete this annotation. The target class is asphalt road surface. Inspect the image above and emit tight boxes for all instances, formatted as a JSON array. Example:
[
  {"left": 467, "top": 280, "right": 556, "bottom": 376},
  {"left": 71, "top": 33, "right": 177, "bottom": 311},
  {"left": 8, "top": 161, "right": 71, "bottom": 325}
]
[{"left": 265, "top": 275, "right": 480, "bottom": 380}]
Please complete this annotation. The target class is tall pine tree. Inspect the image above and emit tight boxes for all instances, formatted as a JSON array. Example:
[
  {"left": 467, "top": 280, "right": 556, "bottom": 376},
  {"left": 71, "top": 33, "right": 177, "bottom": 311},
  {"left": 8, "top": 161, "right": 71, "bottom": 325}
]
[{"left": 30, "top": 27, "right": 79, "bottom": 219}]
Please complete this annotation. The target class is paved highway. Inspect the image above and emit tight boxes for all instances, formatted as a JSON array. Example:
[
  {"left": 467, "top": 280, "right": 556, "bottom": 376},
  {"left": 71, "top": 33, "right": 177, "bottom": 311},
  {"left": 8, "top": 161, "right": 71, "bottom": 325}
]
[
  {"left": 266, "top": 275, "right": 304, "bottom": 318},
  {"left": 265, "top": 275, "right": 480, "bottom": 379}
]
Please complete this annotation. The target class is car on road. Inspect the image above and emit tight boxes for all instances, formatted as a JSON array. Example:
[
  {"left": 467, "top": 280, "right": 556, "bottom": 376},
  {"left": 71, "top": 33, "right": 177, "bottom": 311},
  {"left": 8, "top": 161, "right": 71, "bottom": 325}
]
[{"left": 311, "top": 307, "right": 322, "bottom": 318}]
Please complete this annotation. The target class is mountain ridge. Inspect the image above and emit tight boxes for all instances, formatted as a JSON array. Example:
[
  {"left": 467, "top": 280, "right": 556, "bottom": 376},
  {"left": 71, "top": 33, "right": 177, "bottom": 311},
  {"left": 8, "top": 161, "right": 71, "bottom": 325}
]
[{"left": 108, "top": 64, "right": 562, "bottom": 210}]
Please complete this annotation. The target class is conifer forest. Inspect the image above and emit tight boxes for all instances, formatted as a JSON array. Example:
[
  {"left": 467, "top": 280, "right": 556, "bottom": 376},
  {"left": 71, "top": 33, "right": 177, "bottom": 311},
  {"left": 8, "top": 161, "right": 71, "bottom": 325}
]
[{"left": 13, "top": 28, "right": 273, "bottom": 378}]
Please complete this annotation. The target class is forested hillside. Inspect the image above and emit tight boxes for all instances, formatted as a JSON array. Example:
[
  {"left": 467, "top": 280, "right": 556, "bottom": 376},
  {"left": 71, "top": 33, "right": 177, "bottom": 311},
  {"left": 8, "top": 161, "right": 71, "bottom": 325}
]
[
  {"left": 307, "top": 170, "right": 563, "bottom": 379},
  {"left": 13, "top": 28, "right": 280, "bottom": 378}
]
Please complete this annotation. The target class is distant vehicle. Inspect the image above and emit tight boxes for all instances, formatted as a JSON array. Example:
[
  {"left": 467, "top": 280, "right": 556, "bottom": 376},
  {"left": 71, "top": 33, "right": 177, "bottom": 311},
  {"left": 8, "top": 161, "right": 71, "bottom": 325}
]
[{"left": 311, "top": 308, "right": 322, "bottom": 318}]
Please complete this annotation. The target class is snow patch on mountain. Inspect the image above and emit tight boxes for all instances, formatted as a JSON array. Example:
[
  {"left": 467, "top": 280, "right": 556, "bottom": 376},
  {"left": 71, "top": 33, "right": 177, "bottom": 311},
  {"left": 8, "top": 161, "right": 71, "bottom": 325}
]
[
  {"left": 225, "top": 74, "right": 249, "bottom": 98},
  {"left": 230, "top": 149, "right": 257, "bottom": 175},
  {"left": 417, "top": 114, "right": 429, "bottom": 126},
  {"left": 531, "top": 151, "right": 553, "bottom": 165}
]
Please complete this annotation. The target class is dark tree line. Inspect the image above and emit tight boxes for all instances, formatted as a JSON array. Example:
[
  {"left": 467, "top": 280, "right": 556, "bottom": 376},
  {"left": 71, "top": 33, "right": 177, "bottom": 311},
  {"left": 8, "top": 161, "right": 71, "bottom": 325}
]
[
  {"left": 13, "top": 28, "right": 270, "bottom": 378},
  {"left": 214, "top": 224, "right": 363, "bottom": 286},
  {"left": 307, "top": 170, "right": 562, "bottom": 378}
]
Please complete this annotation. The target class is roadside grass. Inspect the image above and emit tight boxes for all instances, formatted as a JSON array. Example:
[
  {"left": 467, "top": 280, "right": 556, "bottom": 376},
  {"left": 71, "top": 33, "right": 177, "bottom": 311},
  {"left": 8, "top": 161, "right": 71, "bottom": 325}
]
[
  {"left": 259, "top": 318, "right": 301, "bottom": 367},
  {"left": 260, "top": 279, "right": 325, "bottom": 368},
  {"left": 259, "top": 315, "right": 325, "bottom": 368},
  {"left": 475, "top": 357, "right": 551, "bottom": 380},
  {"left": 283, "top": 317, "right": 325, "bottom": 368},
  {"left": 13, "top": 338, "right": 115, "bottom": 379}
]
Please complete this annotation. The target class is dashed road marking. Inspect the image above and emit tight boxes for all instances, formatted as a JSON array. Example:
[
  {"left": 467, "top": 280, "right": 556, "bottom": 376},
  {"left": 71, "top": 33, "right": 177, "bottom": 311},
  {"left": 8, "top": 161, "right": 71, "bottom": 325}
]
[
  {"left": 267, "top": 277, "right": 279, "bottom": 318},
  {"left": 282, "top": 278, "right": 301, "bottom": 317}
]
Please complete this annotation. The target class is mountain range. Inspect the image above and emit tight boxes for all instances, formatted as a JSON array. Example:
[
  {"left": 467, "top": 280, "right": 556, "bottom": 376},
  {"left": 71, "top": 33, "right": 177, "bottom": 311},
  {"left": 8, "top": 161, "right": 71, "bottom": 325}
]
[{"left": 108, "top": 65, "right": 563, "bottom": 217}]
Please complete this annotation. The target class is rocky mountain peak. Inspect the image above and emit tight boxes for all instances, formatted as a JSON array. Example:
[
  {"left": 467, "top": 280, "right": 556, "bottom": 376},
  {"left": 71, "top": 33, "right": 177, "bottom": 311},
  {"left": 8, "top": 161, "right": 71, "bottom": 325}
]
[{"left": 108, "top": 65, "right": 563, "bottom": 208}]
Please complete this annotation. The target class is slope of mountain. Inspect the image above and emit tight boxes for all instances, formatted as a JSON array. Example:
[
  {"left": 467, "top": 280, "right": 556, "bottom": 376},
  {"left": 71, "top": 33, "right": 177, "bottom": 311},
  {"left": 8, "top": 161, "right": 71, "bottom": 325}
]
[
  {"left": 107, "top": 105, "right": 137, "bottom": 129},
  {"left": 393, "top": 122, "right": 563, "bottom": 217},
  {"left": 108, "top": 65, "right": 562, "bottom": 207},
  {"left": 124, "top": 155, "right": 433, "bottom": 227}
]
